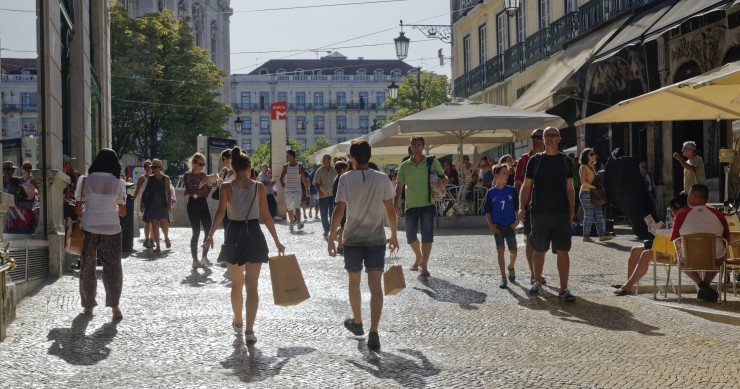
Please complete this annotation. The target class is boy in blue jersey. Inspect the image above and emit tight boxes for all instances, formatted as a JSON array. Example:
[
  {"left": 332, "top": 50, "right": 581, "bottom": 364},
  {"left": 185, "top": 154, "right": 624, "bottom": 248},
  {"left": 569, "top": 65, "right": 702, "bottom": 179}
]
[{"left": 484, "top": 165, "right": 519, "bottom": 289}]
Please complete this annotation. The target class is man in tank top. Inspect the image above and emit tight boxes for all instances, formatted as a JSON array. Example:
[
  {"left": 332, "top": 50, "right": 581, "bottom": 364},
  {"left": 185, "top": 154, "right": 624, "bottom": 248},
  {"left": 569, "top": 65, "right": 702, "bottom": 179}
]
[{"left": 280, "top": 150, "right": 311, "bottom": 231}]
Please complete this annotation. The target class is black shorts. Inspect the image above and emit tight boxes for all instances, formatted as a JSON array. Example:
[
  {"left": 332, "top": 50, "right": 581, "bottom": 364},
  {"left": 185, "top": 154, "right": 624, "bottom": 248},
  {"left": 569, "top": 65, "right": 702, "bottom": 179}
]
[
  {"left": 523, "top": 207, "right": 532, "bottom": 235},
  {"left": 530, "top": 213, "right": 571, "bottom": 252}
]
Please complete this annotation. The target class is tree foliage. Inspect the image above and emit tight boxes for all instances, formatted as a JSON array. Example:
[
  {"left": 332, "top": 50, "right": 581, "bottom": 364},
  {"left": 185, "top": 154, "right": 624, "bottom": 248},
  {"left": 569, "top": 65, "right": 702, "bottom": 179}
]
[
  {"left": 384, "top": 71, "right": 452, "bottom": 121},
  {"left": 110, "top": 4, "right": 231, "bottom": 169}
]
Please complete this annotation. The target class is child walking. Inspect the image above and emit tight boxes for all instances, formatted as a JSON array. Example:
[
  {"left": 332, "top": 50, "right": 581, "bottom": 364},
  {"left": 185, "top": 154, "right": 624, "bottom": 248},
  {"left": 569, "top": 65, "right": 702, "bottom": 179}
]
[{"left": 484, "top": 165, "right": 518, "bottom": 289}]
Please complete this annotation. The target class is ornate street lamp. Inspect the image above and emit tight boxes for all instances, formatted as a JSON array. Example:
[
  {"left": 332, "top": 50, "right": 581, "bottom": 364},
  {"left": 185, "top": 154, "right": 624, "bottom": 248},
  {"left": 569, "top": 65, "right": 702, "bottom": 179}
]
[
  {"left": 387, "top": 82, "right": 399, "bottom": 100},
  {"left": 394, "top": 25, "right": 410, "bottom": 60},
  {"left": 233, "top": 111, "right": 243, "bottom": 134},
  {"left": 504, "top": 0, "right": 521, "bottom": 17}
]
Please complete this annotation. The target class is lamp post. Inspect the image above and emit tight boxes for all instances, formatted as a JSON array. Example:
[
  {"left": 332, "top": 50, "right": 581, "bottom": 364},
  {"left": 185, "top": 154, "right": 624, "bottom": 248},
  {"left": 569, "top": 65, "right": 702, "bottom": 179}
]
[
  {"left": 233, "top": 110, "right": 243, "bottom": 134},
  {"left": 504, "top": 0, "right": 521, "bottom": 17},
  {"left": 389, "top": 24, "right": 423, "bottom": 111}
]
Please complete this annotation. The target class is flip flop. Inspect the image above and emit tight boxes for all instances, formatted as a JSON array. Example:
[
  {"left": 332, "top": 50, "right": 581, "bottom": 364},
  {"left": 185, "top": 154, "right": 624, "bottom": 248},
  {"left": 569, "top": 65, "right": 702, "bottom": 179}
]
[
  {"left": 165, "top": 238, "right": 171, "bottom": 248},
  {"left": 420, "top": 269, "right": 431, "bottom": 277},
  {"left": 614, "top": 288, "right": 631, "bottom": 296}
]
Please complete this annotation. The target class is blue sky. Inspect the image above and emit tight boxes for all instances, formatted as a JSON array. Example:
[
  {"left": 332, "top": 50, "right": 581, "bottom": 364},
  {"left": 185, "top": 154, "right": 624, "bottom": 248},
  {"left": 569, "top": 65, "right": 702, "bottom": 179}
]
[{"left": 0, "top": 0, "right": 453, "bottom": 78}]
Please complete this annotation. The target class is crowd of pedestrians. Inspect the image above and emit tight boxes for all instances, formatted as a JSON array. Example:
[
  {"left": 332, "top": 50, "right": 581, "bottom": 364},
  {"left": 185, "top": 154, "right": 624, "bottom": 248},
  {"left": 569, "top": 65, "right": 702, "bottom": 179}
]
[{"left": 65, "top": 128, "right": 723, "bottom": 351}]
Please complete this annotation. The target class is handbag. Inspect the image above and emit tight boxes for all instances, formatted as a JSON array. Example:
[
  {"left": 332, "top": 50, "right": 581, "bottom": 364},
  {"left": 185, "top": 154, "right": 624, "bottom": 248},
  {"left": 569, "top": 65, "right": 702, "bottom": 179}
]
[
  {"left": 66, "top": 178, "right": 85, "bottom": 255},
  {"left": 269, "top": 254, "right": 310, "bottom": 306},
  {"left": 216, "top": 183, "right": 257, "bottom": 264},
  {"left": 590, "top": 185, "right": 607, "bottom": 206},
  {"left": 383, "top": 251, "right": 406, "bottom": 296}
]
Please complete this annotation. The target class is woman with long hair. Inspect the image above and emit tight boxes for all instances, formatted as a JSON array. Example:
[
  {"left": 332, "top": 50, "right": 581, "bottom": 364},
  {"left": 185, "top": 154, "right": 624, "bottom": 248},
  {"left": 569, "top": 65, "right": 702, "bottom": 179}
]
[
  {"left": 183, "top": 153, "right": 217, "bottom": 268},
  {"left": 579, "top": 148, "right": 612, "bottom": 242},
  {"left": 75, "top": 148, "right": 127, "bottom": 320},
  {"left": 204, "top": 147, "right": 285, "bottom": 343},
  {"left": 141, "top": 159, "right": 172, "bottom": 252}
]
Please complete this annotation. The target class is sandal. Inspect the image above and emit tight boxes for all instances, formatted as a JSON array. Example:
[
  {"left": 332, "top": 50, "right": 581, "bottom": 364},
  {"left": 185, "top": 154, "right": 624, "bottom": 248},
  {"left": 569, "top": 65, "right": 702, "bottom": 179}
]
[
  {"left": 420, "top": 269, "right": 431, "bottom": 277},
  {"left": 153, "top": 247, "right": 161, "bottom": 253},
  {"left": 165, "top": 238, "right": 171, "bottom": 248},
  {"left": 613, "top": 288, "right": 632, "bottom": 296},
  {"left": 83, "top": 307, "right": 94, "bottom": 316},
  {"left": 112, "top": 308, "right": 123, "bottom": 321}
]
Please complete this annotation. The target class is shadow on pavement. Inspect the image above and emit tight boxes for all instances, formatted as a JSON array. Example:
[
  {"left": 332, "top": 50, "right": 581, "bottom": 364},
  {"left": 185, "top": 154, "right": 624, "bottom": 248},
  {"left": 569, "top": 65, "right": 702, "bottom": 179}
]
[
  {"left": 47, "top": 313, "right": 119, "bottom": 365},
  {"left": 348, "top": 339, "right": 441, "bottom": 388},
  {"left": 220, "top": 336, "right": 315, "bottom": 383},
  {"left": 180, "top": 268, "right": 215, "bottom": 287},
  {"left": 507, "top": 286, "right": 663, "bottom": 336},
  {"left": 414, "top": 277, "right": 487, "bottom": 310}
]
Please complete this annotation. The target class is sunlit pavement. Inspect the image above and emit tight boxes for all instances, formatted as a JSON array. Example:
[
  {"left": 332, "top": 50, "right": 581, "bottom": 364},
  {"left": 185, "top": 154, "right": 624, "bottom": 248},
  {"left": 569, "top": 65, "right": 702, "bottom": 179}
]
[{"left": 1, "top": 219, "right": 738, "bottom": 388}]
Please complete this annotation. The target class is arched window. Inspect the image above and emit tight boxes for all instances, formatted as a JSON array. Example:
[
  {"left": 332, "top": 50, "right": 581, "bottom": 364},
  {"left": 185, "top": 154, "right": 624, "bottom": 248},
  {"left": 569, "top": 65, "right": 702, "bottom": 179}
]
[
  {"left": 276, "top": 68, "right": 286, "bottom": 74},
  {"left": 373, "top": 69, "right": 384, "bottom": 76},
  {"left": 334, "top": 69, "right": 345, "bottom": 75},
  {"left": 259, "top": 68, "right": 269, "bottom": 75},
  {"left": 313, "top": 69, "right": 322, "bottom": 75},
  {"left": 295, "top": 68, "right": 304, "bottom": 75},
  {"left": 390, "top": 69, "right": 401, "bottom": 77},
  {"left": 356, "top": 69, "right": 366, "bottom": 76}
]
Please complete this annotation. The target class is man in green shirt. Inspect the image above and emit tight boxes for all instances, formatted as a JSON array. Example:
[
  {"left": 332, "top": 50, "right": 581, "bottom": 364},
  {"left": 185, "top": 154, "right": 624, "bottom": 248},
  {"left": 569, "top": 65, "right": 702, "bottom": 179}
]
[
  {"left": 394, "top": 136, "right": 447, "bottom": 277},
  {"left": 312, "top": 154, "right": 338, "bottom": 238}
]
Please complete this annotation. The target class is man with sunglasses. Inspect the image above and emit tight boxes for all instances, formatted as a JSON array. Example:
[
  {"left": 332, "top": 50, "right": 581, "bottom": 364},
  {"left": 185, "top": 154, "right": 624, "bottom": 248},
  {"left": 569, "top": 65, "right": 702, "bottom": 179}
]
[
  {"left": 514, "top": 128, "right": 545, "bottom": 285},
  {"left": 133, "top": 160, "right": 154, "bottom": 248},
  {"left": 518, "top": 127, "right": 576, "bottom": 302}
]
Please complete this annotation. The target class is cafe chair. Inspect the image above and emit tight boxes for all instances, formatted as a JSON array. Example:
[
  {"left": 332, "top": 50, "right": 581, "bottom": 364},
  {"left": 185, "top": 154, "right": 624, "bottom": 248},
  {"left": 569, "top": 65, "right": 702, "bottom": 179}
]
[
  {"left": 723, "top": 232, "right": 740, "bottom": 300},
  {"left": 475, "top": 186, "right": 488, "bottom": 215},
  {"left": 651, "top": 251, "right": 676, "bottom": 300},
  {"left": 673, "top": 233, "right": 727, "bottom": 303}
]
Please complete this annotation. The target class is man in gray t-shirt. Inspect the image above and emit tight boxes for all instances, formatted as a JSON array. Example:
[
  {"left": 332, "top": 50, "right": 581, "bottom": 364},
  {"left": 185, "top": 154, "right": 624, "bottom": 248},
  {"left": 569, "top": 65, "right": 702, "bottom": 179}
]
[
  {"left": 673, "top": 141, "right": 705, "bottom": 194},
  {"left": 328, "top": 140, "right": 398, "bottom": 351}
]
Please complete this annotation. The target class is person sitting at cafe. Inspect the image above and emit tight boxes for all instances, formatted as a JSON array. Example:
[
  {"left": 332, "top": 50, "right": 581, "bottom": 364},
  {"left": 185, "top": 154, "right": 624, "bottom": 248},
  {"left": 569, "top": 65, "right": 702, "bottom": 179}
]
[
  {"left": 479, "top": 161, "right": 494, "bottom": 188},
  {"left": 614, "top": 193, "right": 688, "bottom": 297},
  {"left": 442, "top": 160, "right": 459, "bottom": 186},
  {"left": 465, "top": 173, "right": 479, "bottom": 201}
]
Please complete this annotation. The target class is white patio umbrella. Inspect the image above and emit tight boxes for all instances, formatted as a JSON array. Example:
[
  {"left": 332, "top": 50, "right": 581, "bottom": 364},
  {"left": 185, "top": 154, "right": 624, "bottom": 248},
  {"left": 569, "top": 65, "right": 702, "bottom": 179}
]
[{"left": 576, "top": 60, "right": 740, "bottom": 124}]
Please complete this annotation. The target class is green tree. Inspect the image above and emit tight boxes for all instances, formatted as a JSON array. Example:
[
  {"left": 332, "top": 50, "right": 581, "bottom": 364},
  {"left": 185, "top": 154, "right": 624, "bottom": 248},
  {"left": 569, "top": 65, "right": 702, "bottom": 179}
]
[
  {"left": 301, "top": 136, "right": 331, "bottom": 166},
  {"left": 110, "top": 4, "right": 231, "bottom": 169},
  {"left": 250, "top": 137, "right": 328, "bottom": 169},
  {"left": 384, "top": 71, "right": 452, "bottom": 121}
]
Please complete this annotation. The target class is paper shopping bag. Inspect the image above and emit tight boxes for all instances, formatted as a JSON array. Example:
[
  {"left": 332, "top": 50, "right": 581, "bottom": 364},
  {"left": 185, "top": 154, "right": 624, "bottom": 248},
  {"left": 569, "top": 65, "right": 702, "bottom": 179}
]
[
  {"left": 269, "top": 254, "right": 310, "bottom": 306},
  {"left": 383, "top": 265, "right": 406, "bottom": 296},
  {"left": 65, "top": 218, "right": 85, "bottom": 256}
]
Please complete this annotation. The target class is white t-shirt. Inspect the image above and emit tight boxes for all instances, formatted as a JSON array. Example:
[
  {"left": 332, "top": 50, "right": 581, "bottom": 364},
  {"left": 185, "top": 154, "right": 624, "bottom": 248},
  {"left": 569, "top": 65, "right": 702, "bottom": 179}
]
[
  {"left": 257, "top": 171, "right": 273, "bottom": 194},
  {"left": 75, "top": 173, "right": 127, "bottom": 235},
  {"left": 336, "top": 169, "right": 395, "bottom": 246}
]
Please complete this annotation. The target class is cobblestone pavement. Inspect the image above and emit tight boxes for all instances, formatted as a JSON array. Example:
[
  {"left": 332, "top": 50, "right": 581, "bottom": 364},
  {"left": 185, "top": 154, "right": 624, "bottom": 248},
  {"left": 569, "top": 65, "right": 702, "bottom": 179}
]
[{"left": 1, "top": 219, "right": 739, "bottom": 388}]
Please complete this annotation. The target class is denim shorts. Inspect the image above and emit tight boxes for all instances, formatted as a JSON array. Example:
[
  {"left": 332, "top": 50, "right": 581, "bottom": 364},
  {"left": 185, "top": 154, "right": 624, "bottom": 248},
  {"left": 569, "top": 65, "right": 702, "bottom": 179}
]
[
  {"left": 405, "top": 205, "right": 435, "bottom": 244},
  {"left": 494, "top": 224, "right": 518, "bottom": 251},
  {"left": 344, "top": 245, "right": 386, "bottom": 273},
  {"left": 530, "top": 213, "right": 572, "bottom": 252}
]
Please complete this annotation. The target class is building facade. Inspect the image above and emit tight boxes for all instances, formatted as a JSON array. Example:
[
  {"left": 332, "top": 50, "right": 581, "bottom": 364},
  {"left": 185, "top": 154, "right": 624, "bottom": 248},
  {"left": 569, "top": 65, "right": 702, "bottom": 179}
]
[
  {"left": 452, "top": 0, "right": 740, "bottom": 209},
  {"left": 120, "top": 0, "right": 232, "bottom": 104},
  {"left": 0, "top": 0, "right": 112, "bottom": 338},
  {"left": 230, "top": 53, "right": 416, "bottom": 154}
]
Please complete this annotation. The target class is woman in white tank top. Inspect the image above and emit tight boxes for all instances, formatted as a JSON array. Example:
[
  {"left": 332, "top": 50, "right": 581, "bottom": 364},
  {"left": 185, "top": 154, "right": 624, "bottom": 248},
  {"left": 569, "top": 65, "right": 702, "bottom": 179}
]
[{"left": 204, "top": 147, "right": 285, "bottom": 344}]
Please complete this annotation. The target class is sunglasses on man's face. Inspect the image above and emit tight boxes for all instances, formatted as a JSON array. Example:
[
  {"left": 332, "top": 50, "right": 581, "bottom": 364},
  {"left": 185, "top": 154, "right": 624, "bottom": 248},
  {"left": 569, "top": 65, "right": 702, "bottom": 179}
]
[{"left": 531, "top": 135, "right": 543, "bottom": 140}]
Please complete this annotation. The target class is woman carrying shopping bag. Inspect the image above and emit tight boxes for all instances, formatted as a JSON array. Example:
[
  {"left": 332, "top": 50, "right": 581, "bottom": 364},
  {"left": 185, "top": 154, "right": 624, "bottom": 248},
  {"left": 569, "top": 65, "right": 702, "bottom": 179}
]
[{"left": 203, "top": 147, "right": 285, "bottom": 343}]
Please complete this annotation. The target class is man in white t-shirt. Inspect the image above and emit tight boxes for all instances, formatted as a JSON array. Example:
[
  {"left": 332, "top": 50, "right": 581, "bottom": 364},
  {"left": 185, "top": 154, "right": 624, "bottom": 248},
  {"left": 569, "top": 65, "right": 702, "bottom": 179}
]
[
  {"left": 670, "top": 184, "right": 729, "bottom": 302},
  {"left": 673, "top": 141, "right": 705, "bottom": 194},
  {"left": 328, "top": 139, "right": 399, "bottom": 352}
]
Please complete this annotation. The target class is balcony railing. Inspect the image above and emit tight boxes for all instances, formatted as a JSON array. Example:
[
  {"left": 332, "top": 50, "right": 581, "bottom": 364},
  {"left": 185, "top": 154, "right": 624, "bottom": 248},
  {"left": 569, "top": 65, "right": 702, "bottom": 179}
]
[
  {"left": 2, "top": 104, "right": 38, "bottom": 112},
  {"left": 232, "top": 74, "right": 403, "bottom": 84},
  {"left": 0, "top": 74, "right": 37, "bottom": 82},
  {"left": 230, "top": 103, "right": 394, "bottom": 111},
  {"left": 502, "top": 43, "right": 523, "bottom": 79},
  {"left": 549, "top": 12, "right": 580, "bottom": 52},
  {"left": 453, "top": 0, "right": 645, "bottom": 99},
  {"left": 524, "top": 28, "right": 549, "bottom": 67}
]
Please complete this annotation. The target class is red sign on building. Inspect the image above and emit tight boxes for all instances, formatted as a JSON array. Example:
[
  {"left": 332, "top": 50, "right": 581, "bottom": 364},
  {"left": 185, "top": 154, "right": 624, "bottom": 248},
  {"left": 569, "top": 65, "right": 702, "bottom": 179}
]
[{"left": 271, "top": 101, "right": 287, "bottom": 120}]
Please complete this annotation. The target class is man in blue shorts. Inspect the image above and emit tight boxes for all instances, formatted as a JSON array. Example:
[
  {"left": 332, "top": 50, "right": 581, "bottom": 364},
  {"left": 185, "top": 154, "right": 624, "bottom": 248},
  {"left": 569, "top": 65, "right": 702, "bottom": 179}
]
[
  {"left": 517, "top": 127, "right": 576, "bottom": 302},
  {"left": 328, "top": 140, "right": 399, "bottom": 351}
]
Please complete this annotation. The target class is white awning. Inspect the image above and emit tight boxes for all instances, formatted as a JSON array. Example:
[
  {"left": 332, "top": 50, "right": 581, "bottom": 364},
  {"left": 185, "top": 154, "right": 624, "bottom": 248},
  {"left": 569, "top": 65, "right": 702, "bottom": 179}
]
[
  {"left": 511, "top": 16, "right": 628, "bottom": 113},
  {"left": 643, "top": 0, "right": 734, "bottom": 43}
]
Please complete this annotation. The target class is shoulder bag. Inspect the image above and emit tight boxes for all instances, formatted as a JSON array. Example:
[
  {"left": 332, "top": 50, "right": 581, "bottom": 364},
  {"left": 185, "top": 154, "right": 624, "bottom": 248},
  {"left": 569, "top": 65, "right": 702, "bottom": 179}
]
[{"left": 66, "top": 177, "right": 86, "bottom": 255}]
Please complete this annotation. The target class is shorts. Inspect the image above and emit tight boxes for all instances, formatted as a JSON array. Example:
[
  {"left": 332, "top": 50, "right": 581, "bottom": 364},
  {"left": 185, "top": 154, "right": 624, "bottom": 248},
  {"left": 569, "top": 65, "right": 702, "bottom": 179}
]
[
  {"left": 494, "top": 224, "right": 518, "bottom": 251},
  {"left": 405, "top": 205, "right": 435, "bottom": 244},
  {"left": 285, "top": 191, "right": 301, "bottom": 210},
  {"left": 344, "top": 245, "right": 386, "bottom": 273},
  {"left": 522, "top": 207, "right": 532, "bottom": 235},
  {"left": 530, "top": 213, "right": 572, "bottom": 253}
]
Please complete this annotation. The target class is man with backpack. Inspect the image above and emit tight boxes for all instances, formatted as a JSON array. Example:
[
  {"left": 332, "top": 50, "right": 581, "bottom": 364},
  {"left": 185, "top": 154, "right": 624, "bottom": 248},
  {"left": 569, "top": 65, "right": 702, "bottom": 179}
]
[
  {"left": 394, "top": 136, "right": 447, "bottom": 277},
  {"left": 517, "top": 127, "right": 577, "bottom": 302}
]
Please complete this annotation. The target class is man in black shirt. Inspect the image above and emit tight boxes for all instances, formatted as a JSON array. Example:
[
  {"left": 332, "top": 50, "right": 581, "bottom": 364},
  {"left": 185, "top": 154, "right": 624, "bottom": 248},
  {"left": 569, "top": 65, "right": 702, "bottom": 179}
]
[{"left": 517, "top": 127, "right": 576, "bottom": 302}]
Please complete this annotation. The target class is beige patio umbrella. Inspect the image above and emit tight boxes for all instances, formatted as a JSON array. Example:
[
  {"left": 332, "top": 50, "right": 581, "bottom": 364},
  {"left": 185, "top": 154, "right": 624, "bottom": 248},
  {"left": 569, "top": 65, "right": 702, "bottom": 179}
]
[{"left": 576, "top": 60, "right": 740, "bottom": 124}]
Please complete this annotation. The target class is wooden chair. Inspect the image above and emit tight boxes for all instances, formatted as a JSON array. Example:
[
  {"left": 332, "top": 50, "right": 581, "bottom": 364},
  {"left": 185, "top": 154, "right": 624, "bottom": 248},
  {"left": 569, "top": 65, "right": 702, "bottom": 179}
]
[
  {"left": 724, "top": 231, "right": 740, "bottom": 300},
  {"left": 672, "top": 233, "right": 727, "bottom": 303}
]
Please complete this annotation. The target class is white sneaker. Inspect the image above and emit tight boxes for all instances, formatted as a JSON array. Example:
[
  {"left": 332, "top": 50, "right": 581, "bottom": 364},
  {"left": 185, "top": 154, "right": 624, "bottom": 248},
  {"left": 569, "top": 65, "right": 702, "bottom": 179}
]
[
  {"left": 289, "top": 222, "right": 294, "bottom": 231},
  {"left": 273, "top": 216, "right": 283, "bottom": 221},
  {"left": 298, "top": 221, "right": 305, "bottom": 230},
  {"left": 244, "top": 331, "right": 257, "bottom": 343},
  {"left": 200, "top": 256, "right": 212, "bottom": 267}
]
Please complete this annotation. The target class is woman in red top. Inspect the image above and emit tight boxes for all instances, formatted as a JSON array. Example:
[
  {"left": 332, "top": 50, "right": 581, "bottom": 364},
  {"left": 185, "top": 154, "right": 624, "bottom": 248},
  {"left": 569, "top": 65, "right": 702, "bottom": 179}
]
[{"left": 183, "top": 152, "right": 217, "bottom": 269}]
